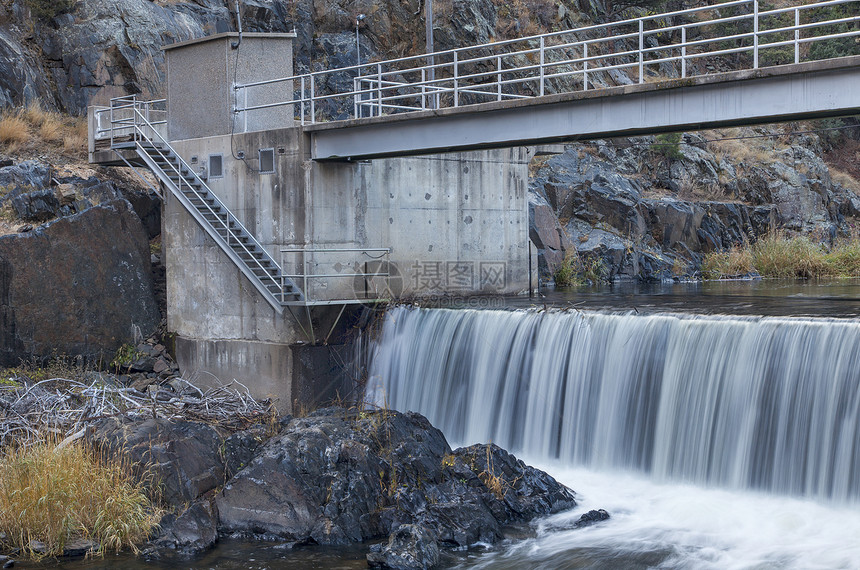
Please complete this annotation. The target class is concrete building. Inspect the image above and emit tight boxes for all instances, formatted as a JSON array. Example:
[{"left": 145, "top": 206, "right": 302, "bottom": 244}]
[{"left": 91, "top": 33, "right": 532, "bottom": 411}]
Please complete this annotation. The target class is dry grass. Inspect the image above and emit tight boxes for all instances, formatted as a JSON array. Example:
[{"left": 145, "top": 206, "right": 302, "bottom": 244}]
[
  {"left": 0, "top": 440, "right": 160, "bottom": 558},
  {"left": 702, "top": 232, "right": 860, "bottom": 279},
  {"left": 701, "top": 245, "right": 755, "bottom": 279},
  {"left": 832, "top": 169, "right": 860, "bottom": 191},
  {"left": 0, "top": 100, "right": 87, "bottom": 161},
  {"left": 0, "top": 114, "right": 30, "bottom": 154}
]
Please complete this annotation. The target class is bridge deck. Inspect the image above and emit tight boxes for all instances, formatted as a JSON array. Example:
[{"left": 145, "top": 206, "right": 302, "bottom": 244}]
[{"left": 306, "top": 56, "right": 860, "bottom": 161}]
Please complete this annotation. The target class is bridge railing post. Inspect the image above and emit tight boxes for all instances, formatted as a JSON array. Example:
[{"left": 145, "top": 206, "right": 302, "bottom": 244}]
[
  {"left": 377, "top": 63, "right": 383, "bottom": 116},
  {"left": 497, "top": 55, "right": 502, "bottom": 101},
  {"left": 794, "top": 7, "right": 800, "bottom": 64},
  {"left": 421, "top": 68, "right": 427, "bottom": 110},
  {"left": 583, "top": 42, "right": 588, "bottom": 91},
  {"left": 310, "top": 75, "right": 316, "bottom": 124},
  {"left": 753, "top": 0, "right": 759, "bottom": 69},
  {"left": 638, "top": 19, "right": 644, "bottom": 83},
  {"left": 681, "top": 26, "right": 687, "bottom": 78},
  {"left": 453, "top": 51, "right": 459, "bottom": 107},
  {"left": 300, "top": 76, "right": 306, "bottom": 125},
  {"left": 539, "top": 36, "right": 545, "bottom": 96}
]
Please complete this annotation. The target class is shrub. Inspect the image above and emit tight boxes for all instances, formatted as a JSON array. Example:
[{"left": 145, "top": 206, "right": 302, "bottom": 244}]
[
  {"left": 23, "top": 0, "right": 74, "bottom": 20},
  {"left": 0, "top": 441, "right": 159, "bottom": 558},
  {"left": 651, "top": 132, "right": 683, "bottom": 160}
]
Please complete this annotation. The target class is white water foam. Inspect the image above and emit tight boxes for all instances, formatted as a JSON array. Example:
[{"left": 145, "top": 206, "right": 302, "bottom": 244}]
[{"left": 465, "top": 464, "right": 860, "bottom": 569}]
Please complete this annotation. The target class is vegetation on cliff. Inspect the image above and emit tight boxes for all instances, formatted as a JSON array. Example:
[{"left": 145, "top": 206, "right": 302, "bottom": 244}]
[{"left": 702, "top": 232, "right": 860, "bottom": 280}]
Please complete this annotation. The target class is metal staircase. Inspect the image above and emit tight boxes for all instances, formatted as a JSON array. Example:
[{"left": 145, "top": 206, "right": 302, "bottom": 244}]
[{"left": 107, "top": 98, "right": 304, "bottom": 312}]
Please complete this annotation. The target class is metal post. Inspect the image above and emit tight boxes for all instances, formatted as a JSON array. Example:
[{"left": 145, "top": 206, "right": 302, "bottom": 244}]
[
  {"left": 539, "top": 36, "right": 545, "bottom": 96},
  {"left": 497, "top": 55, "right": 503, "bottom": 101},
  {"left": 310, "top": 75, "right": 316, "bottom": 123},
  {"left": 753, "top": 0, "right": 759, "bottom": 69},
  {"left": 355, "top": 14, "right": 365, "bottom": 67},
  {"left": 302, "top": 254, "right": 308, "bottom": 302},
  {"left": 377, "top": 63, "right": 383, "bottom": 116},
  {"left": 638, "top": 19, "right": 644, "bottom": 83},
  {"left": 583, "top": 42, "right": 588, "bottom": 91},
  {"left": 354, "top": 77, "right": 359, "bottom": 117},
  {"left": 794, "top": 8, "right": 800, "bottom": 64},
  {"left": 243, "top": 86, "right": 248, "bottom": 132},
  {"left": 681, "top": 26, "right": 687, "bottom": 78},
  {"left": 453, "top": 50, "right": 459, "bottom": 107},
  {"left": 300, "top": 76, "right": 306, "bottom": 125},
  {"left": 421, "top": 68, "right": 427, "bottom": 110},
  {"left": 426, "top": 0, "right": 436, "bottom": 110}
]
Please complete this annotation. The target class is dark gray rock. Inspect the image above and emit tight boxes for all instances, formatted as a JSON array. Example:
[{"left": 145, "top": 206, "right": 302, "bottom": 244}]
[
  {"left": 223, "top": 424, "right": 271, "bottom": 478},
  {"left": 0, "top": 161, "right": 51, "bottom": 198},
  {"left": 216, "top": 408, "right": 575, "bottom": 547},
  {"left": 367, "top": 524, "right": 440, "bottom": 570},
  {"left": 88, "top": 417, "right": 226, "bottom": 507},
  {"left": 150, "top": 500, "right": 218, "bottom": 555},
  {"left": 573, "top": 508, "right": 610, "bottom": 528},
  {"left": 0, "top": 199, "right": 160, "bottom": 366},
  {"left": 10, "top": 188, "right": 61, "bottom": 222}
]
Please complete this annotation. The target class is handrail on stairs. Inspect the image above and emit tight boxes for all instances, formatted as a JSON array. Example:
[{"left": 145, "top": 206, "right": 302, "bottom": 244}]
[{"left": 109, "top": 96, "right": 303, "bottom": 307}]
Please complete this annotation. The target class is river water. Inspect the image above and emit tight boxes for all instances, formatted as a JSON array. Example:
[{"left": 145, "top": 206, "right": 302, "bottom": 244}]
[
  {"left": 367, "top": 280, "right": 860, "bottom": 569},
  {"left": 27, "top": 280, "right": 860, "bottom": 569}
]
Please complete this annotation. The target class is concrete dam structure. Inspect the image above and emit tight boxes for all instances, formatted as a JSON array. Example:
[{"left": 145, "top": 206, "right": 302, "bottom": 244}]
[
  {"left": 88, "top": 0, "right": 860, "bottom": 411},
  {"left": 90, "top": 33, "right": 532, "bottom": 410}
]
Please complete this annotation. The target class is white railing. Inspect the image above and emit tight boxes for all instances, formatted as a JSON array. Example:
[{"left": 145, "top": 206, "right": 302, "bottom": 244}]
[
  {"left": 92, "top": 95, "right": 167, "bottom": 145},
  {"left": 234, "top": 0, "right": 859, "bottom": 125},
  {"left": 280, "top": 247, "right": 392, "bottom": 303}
]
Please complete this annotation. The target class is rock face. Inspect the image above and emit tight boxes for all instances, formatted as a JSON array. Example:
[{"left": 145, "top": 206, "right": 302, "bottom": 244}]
[
  {"left": 88, "top": 416, "right": 226, "bottom": 508},
  {"left": 0, "top": 199, "right": 160, "bottom": 365},
  {"left": 216, "top": 408, "right": 575, "bottom": 547},
  {"left": 367, "top": 524, "right": 440, "bottom": 570},
  {"left": 530, "top": 131, "right": 860, "bottom": 282}
]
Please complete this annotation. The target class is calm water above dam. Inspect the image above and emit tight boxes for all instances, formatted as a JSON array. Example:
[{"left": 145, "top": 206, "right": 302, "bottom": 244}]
[{"left": 29, "top": 280, "right": 860, "bottom": 569}]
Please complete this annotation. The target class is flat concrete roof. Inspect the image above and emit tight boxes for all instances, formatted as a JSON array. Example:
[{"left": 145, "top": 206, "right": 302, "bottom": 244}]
[{"left": 163, "top": 32, "right": 297, "bottom": 52}]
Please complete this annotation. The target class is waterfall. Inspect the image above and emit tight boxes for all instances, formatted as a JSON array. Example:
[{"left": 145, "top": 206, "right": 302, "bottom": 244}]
[{"left": 366, "top": 306, "right": 860, "bottom": 501}]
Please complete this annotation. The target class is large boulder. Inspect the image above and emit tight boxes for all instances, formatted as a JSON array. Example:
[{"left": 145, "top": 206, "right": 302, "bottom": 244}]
[
  {"left": 88, "top": 417, "right": 227, "bottom": 507},
  {"left": 216, "top": 408, "right": 576, "bottom": 547},
  {"left": 0, "top": 198, "right": 160, "bottom": 365}
]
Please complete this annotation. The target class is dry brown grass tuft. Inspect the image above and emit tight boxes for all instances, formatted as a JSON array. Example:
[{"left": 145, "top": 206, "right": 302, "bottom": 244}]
[
  {"left": 0, "top": 113, "right": 30, "bottom": 153},
  {"left": 0, "top": 439, "right": 160, "bottom": 558},
  {"left": 0, "top": 101, "right": 87, "bottom": 160}
]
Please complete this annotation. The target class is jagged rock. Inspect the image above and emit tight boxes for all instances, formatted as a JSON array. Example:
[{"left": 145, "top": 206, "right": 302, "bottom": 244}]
[
  {"left": 10, "top": 188, "right": 61, "bottom": 221},
  {"left": 216, "top": 408, "right": 575, "bottom": 547},
  {"left": 573, "top": 509, "right": 610, "bottom": 528},
  {"left": 222, "top": 424, "right": 271, "bottom": 478},
  {"left": 150, "top": 500, "right": 218, "bottom": 555},
  {"left": 87, "top": 417, "right": 226, "bottom": 507},
  {"left": 61, "top": 538, "right": 98, "bottom": 557},
  {"left": 0, "top": 161, "right": 50, "bottom": 198},
  {"left": 0, "top": 199, "right": 160, "bottom": 365},
  {"left": 367, "top": 524, "right": 440, "bottom": 570}
]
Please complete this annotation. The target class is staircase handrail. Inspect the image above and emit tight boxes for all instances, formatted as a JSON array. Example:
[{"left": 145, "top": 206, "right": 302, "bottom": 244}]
[{"left": 120, "top": 100, "right": 297, "bottom": 302}]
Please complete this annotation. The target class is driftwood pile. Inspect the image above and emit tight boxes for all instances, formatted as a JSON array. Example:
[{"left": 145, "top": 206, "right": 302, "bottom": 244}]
[{"left": 0, "top": 374, "right": 274, "bottom": 449}]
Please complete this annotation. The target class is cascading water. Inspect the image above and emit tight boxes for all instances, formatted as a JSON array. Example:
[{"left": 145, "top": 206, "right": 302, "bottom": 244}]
[{"left": 366, "top": 306, "right": 860, "bottom": 502}]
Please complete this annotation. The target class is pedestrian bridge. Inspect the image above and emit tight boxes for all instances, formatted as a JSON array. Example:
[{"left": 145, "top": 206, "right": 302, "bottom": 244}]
[{"left": 231, "top": 0, "right": 860, "bottom": 161}]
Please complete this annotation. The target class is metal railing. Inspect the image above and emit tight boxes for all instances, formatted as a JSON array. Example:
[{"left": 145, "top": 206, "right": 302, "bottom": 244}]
[
  {"left": 233, "top": 0, "right": 859, "bottom": 125},
  {"left": 280, "top": 247, "right": 392, "bottom": 303},
  {"left": 93, "top": 96, "right": 167, "bottom": 146},
  {"left": 104, "top": 96, "right": 302, "bottom": 307}
]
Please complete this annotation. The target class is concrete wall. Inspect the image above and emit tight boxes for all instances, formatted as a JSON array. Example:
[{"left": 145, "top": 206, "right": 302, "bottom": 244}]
[
  {"left": 165, "top": 126, "right": 530, "bottom": 409},
  {"left": 165, "top": 33, "right": 295, "bottom": 141}
]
